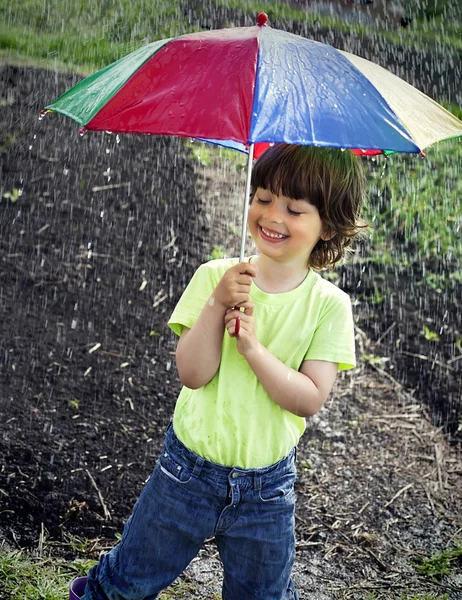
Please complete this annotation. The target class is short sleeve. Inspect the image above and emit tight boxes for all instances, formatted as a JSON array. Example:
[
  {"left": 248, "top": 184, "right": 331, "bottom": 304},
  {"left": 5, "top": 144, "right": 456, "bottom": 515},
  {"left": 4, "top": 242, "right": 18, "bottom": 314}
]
[
  {"left": 168, "top": 263, "right": 219, "bottom": 337},
  {"left": 303, "top": 293, "right": 356, "bottom": 371}
]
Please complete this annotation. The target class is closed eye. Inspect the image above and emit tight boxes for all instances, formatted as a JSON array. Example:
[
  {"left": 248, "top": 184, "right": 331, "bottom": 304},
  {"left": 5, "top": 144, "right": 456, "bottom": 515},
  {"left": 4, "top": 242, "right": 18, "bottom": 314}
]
[
  {"left": 288, "top": 208, "right": 302, "bottom": 216},
  {"left": 256, "top": 198, "right": 271, "bottom": 205}
]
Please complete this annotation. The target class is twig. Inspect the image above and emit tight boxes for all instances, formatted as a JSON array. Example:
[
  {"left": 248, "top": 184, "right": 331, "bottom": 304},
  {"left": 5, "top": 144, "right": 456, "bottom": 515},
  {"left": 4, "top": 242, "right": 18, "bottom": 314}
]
[
  {"left": 314, "top": 515, "right": 390, "bottom": 571},
  {"left": 434, "top": 444, "right": 444, "bottom": 491},
  {"left": 367, "top": 413, "right": 421, "bottom": 420},
  {"left": 366, "top": 363, "right": 416, "bottom": 403},
  {"left": 375, "top": 322, "right": 396, "bottom": 345},
  {"left": 92, "top": 182, "right": 131, "bottom": 192},
  {"left": 152, "top": 294, "right": 168, "bottom": 309},
  {"left": 448, "top": 354, "right": 462, "bottom": 365},
  {"left": 384, "top": 483, "right": 414, "bottom": 508},
  {"left": 423, "top": 484, "right": 437, "bottom": 516},
  {"left": 86, "top": 469, "right": 111, "bottom": 520},
  {"left": 38, "top": 522, "right": 45, "bottom": 557},
  {"left": 400, "top": 350, "right": 454, "bottom": 372},
  {"left": 161, "top": 227, "right": 177, "bottom": 251}
]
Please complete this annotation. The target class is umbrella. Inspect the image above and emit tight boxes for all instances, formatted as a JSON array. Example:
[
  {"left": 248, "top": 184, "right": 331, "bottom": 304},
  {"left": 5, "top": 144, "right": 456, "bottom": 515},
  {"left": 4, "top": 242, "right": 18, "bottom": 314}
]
[
  {"left": 44, "top": 13, "right": 462, "bottom": 260},
  {"left": 44, "top": 13, "right": 462, "bottom": 338}
]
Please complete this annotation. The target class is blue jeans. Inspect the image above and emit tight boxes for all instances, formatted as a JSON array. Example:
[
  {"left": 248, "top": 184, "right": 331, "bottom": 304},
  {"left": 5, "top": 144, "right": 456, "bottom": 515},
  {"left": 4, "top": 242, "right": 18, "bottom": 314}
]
[{"left": 84, "top": 424, "right": 298, "bottom": 600}]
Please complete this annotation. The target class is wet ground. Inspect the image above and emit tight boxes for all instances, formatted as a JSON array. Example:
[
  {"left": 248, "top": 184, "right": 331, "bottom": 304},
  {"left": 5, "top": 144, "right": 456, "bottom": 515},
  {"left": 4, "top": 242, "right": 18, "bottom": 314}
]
[{"left": 0, "top": 64, "right": 461, "bottom": 598}]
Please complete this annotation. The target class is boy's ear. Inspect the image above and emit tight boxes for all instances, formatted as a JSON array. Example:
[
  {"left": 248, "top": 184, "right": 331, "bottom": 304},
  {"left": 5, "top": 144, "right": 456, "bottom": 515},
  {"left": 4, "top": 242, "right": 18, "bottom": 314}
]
[{"left": 321, "top": 229, "right": 336, "bottom": 241}]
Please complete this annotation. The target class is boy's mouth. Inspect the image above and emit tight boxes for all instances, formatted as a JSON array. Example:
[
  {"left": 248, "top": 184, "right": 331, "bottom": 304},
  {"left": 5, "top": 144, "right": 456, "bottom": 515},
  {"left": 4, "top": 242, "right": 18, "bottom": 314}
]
[{"left": 259, "top": 225, "right": 288, "bottom": 242}]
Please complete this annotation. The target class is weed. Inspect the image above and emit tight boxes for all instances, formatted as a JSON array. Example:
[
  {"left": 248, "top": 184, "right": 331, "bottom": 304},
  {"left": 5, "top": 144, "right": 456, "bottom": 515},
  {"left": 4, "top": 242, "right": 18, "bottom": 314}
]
[
  {"left": 298, "top": 459, "right": 312, "bottom": 470},
  {"left": 63, "top": 533, "right": 100, "bottom": 555},
  {"left": 411, "top": 544, "right": 462, "bottom": 580},
  {"left": 422, "top": 326, "right": 440, "bottom": 343},
  {"left": 209, "top": 246, "right": 226, "bottom": 261},
  {"left": 363, "top": 354, "right": 390, "bottom": 367},
  {"left": 0, "top": 551, "right": 91, "bottom": 600},
  {"left": 2, "top": 188, "right": 22, "bottom": 202}
]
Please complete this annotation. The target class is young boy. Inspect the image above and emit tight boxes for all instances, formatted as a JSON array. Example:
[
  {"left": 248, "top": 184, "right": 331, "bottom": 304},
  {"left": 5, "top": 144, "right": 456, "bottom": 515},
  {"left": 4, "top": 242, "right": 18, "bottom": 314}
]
[{"left": 82, "top": 144, "right": 366, "bottom": 600}]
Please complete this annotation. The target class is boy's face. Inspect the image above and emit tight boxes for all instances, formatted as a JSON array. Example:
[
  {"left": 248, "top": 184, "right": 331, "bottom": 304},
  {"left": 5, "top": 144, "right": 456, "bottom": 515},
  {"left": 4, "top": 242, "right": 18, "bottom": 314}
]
[{"left": 248, "top": 187, "right": 325, "bottom": 265}]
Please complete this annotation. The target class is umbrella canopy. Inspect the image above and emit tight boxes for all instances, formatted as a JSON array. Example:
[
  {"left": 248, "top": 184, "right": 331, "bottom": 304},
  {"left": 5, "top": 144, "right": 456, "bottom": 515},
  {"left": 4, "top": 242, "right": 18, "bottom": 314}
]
[{"left": 45, "top": 14, "right": 462, "bottom": 158}]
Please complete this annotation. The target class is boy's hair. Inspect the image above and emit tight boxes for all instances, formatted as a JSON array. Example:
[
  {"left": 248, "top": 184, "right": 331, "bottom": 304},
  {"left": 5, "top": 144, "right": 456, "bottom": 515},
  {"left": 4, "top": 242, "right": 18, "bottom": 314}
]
[{"left": 250, "top": 144, "right": 367, "bottom": 270}]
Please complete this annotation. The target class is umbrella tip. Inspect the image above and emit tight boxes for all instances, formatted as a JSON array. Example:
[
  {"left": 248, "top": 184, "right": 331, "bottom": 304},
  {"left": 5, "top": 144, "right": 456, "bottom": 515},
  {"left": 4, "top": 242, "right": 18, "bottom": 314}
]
[{"left": 257, "top": 13, "right": 268, "bottom": 26}]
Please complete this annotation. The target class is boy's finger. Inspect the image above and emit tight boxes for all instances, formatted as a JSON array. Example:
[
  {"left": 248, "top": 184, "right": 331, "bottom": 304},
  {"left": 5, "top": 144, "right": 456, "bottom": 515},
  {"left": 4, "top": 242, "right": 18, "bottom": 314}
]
[
  {"left": 235, "top": 262, "right": 257, "bottom": 277},
  {"left": 235, "top": 301, "right": 254, "bottom": 315},
  {"left": 234, "top": 316, "right": 240, "bottom": 336}
]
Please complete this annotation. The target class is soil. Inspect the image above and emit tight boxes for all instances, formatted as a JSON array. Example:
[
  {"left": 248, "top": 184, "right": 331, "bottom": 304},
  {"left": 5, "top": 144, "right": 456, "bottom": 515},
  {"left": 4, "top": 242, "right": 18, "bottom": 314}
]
[{"left": 0, "top": 64, "right": 461, "bottom": 599}]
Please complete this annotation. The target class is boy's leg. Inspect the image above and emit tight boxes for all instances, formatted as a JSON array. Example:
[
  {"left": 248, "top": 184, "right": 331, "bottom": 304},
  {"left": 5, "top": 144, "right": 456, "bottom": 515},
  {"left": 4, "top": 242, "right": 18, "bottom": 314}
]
[
  {"left": 84, "top": 429, "right": 219, "bottom": 600},
  {"left": 215, "top": 453, "right": 299, "bottom": 600}
]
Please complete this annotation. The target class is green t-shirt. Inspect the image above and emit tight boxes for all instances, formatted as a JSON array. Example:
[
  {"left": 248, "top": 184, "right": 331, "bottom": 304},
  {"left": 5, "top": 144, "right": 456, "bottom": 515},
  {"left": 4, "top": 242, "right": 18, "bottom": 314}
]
[{"left": 168, "top": 258, "right": 355, "bottom": 468}]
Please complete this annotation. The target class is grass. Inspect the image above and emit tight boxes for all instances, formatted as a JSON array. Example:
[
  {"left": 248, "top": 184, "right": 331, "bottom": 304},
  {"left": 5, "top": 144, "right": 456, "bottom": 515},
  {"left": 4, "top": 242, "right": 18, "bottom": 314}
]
[
  {"left": 2, "top": 0, "right": 461, "bottom": 73},
  {"left": 216, "top": 0, "right": 462, "bottom": 50},
  {"left": 0, "top": 0, "right": 199, "bottom": 73},
  {"left": 0, "top": 548, "right": 219, "bottom": 599},
  {"left": 411, "top": 544, "right": 462, "bottom": 580},
  {"left": 0, "top": 551, "right": 93, "bottom": 600},
  {"left": 363, "top": 139, "right": 462, "bottom": 280}
]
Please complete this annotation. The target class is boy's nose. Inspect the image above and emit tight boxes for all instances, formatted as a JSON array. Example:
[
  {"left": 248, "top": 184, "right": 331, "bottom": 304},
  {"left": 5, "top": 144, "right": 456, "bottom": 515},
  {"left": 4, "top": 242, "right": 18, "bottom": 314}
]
[{"left": 265, "top": 203, "right": 283, "bottom": 223}]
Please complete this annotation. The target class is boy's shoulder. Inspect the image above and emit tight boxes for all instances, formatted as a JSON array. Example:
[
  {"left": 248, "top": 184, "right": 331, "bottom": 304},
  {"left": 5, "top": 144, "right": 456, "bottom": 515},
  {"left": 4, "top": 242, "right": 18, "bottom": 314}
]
[{"left": 311, "top": 270, "right": 351, "bottom": 304}]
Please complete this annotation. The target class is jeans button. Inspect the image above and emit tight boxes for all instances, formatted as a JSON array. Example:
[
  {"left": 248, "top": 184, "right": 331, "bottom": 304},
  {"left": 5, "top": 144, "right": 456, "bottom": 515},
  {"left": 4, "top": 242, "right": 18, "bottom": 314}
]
[{"left": 232, "top": 472, "right": 239, "bottom": 479}]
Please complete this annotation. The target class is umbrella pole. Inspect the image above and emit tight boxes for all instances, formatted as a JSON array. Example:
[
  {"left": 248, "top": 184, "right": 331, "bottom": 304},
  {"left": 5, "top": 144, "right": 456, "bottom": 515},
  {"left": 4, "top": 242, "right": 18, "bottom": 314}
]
[{"left": 239, "top": 143, "right": 255, "bottom": 262}]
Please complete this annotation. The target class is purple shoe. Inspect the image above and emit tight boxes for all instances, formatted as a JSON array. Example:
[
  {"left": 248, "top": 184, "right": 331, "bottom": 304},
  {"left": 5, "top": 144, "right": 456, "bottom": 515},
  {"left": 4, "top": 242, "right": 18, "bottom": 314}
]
[{"left": 69, "top": 576, "right": 87, "bottom": 600}]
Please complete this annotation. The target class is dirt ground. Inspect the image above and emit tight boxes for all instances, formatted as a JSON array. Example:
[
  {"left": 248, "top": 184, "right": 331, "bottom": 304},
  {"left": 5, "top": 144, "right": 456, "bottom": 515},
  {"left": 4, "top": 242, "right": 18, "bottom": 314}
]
[{"left": 1, "top": 65, "right": 461, "bottom": 598}]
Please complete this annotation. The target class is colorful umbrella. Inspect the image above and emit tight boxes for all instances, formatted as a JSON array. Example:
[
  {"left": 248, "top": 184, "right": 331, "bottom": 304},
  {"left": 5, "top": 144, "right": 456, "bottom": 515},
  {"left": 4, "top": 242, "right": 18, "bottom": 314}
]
[{"left": 45, "top": 13, "right": 462, "bottom": 265}]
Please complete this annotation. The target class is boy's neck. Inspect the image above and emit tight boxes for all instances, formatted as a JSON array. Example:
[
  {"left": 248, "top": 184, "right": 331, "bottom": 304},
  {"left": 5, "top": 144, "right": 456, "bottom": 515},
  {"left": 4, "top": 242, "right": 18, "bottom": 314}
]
[{"left": 250, "top": 254, "right": 310, "bottom": 294}]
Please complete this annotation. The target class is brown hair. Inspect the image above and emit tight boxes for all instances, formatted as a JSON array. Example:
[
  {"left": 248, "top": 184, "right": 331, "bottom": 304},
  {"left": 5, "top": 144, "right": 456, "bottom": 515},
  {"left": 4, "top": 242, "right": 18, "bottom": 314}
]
[{"left": 250, "top": 144, "right": 367, "bottom": 269}]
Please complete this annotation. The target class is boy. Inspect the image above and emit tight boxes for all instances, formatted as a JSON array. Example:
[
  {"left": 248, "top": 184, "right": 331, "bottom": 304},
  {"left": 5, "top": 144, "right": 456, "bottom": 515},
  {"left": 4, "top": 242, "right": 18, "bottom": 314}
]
[{"left": 82, "top": 144, "right": 366, "bottom": 600}]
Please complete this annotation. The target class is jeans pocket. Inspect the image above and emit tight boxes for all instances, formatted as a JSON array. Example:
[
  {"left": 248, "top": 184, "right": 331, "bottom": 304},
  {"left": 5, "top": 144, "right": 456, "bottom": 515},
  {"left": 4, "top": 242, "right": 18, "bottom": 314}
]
[
  {"left": 158, "top": 449, "right": 193, "bottom": 485},
  {"left": 258, "top": 471, "right": 296, "bottom": 504}
]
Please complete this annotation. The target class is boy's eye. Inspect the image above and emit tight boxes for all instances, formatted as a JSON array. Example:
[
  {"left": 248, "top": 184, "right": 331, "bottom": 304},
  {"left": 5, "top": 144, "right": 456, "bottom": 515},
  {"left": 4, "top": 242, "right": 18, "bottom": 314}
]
[
  {"left": 288, "top": 208, "right": 302, "bottom": 216},
  {"left": 256, "top": 198, "right": 271, "bottom": 205}
]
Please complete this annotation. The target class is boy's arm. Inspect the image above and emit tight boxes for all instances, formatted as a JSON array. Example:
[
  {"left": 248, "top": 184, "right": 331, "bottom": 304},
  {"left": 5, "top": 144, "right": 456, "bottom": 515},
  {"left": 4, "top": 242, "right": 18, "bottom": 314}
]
[
  {"left": 175, "top": 299, "right": 227, "bottom": 389},
  {"left": 246, "top": 347, "right": 338, "bottom": 417},
  {"left": 175, "top": 262, "right": 257, "bottom": 389},
  {"left": 224, "top": 307, "right": 337, "bottom": 417}
]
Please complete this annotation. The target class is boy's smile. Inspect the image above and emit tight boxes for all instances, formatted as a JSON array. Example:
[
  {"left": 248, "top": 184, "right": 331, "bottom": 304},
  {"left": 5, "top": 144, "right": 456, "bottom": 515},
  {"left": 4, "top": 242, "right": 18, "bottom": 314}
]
[
  {"left": 259, "top": 224, "right": 288, "bottom": 242},
  {"left": 248, "top": 187, "right": 325, "bottom": 264}
]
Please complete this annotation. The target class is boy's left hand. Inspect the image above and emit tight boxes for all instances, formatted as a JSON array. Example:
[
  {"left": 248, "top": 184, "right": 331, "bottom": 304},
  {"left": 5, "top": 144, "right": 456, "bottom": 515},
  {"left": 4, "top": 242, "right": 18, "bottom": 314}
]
[{"left": 224, "top": 302, "right": 258, "bottom": 356}]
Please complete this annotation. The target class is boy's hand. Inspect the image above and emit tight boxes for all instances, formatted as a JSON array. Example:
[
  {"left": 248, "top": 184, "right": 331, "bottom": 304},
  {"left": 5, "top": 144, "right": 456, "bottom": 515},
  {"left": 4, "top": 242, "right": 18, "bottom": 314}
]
[
  {"left": 213, "top": 262, "right": 257, "bottom": 309},
  {"left": 224, "top": 302, "right": 258, "bottom": 356}
]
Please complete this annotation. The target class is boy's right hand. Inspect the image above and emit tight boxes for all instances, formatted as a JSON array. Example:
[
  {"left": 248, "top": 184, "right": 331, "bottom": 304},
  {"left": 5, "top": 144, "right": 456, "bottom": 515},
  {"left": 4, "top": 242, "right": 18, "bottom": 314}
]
[{"left": 213, "top": 262, "right": 257, "bottom": 309}]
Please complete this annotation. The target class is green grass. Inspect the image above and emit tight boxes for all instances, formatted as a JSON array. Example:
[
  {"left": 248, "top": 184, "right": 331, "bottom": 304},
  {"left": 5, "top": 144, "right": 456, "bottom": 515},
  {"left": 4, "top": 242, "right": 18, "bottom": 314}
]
[
  {"left": 0, "top": 551, "right": 93, "bottom": 600},
  {"left": 363, "top": 139, "right": 462, "bottom": 278},
  {"left": 411, "top": 544, "right": 462, "bottom": 580},
  {"left": 0, "top": 549, "right": 220, "bottom": 600},
  {"left": 2, "top": 0, "right": 461, "bottom": 73},
  {"left": 0, "top": 0, "right": 199, "bottom": 72}
]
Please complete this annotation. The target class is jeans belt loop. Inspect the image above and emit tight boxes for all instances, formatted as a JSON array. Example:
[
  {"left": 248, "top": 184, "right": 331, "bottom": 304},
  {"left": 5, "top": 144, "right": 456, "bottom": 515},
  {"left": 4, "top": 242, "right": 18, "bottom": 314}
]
[
  {"left": 254, "top": 474, "right": 262, "bottom": 491},
  {"left": 192, "top": 455, "right": 205, "bottom": 476}
]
